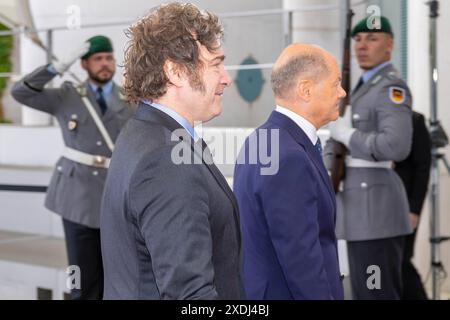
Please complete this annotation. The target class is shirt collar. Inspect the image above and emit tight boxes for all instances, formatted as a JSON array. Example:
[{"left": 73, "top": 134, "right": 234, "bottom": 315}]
[
  {"left": 142, "top": 100, "right": 198, "bottom": 141},
  {"left": 89, "top": 80, "right": 113, "bottom": 96},
  {"left": 275, "top": 105, "right": 318, "bottom": 145},
  {"left": 362, "top": 61, "right": 391, "bottom": 84}
]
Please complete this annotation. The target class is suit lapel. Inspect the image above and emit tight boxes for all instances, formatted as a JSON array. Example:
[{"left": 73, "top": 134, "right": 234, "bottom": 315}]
[
  {"left": 135, "top": 104, "right": 241, "bottom": 245},
  {"left": 351, "top": 79, "right": 372, "bottom": 104},
  {"left": 351, "top": 64, "right": 394, "bottom": 105},
  {"left": 193, "top": 139, "right": 241, "bottom": 246},
  {"left": 107, "top": 84, "right": 126, "bottom": 114},
  {"left": 304, "top": 139, "right": 336, "bottom": 203},
  {"left": 268, "top": 111, "right": 335, "bottom": 204},
  {"left": 85, "top": 82, "right": 103, "bottom": 116},
  {"left": 85, "top": 82, "right": 126, "bottom": 121}
]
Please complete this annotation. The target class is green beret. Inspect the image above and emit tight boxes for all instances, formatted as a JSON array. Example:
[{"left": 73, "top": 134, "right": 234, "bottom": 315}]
[
  {"left": 351, "top": 16, "right": 393, "bottom": 37},
  {"left": 81, "top": 35, "right": 113, "bottom": 59}
]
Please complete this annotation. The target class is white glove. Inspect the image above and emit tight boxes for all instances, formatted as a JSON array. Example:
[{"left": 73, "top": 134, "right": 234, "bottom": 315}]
[
  {"left": 53, "top": 41, "right": 91, "bottom": 74},
  {"left": 329, "top": 109, "right": 356, "bottom": 147}
]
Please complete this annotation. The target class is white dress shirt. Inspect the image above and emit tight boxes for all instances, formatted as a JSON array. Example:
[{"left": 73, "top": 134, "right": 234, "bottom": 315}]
[{"left": 275, "top": 105, "right": 318, "bottom": 146}]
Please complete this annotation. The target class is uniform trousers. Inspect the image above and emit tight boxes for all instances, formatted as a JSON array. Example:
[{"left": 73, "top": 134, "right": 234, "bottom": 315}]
[
  {"left": 63, "top": 218, "right": 103, "bottom": 300},
  {"left": 347, "top": 235, "right": 405, "bottom": 300}
]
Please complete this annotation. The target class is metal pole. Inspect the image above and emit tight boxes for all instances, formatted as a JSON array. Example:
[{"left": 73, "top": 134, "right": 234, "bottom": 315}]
[
  {"left": 430, "top": 153, "right": 440, "bottom": 300},
  {"left": 46, "top": 29, "right": 54, "bottom": 126},
  {"left": 342, "top": 0, "right": 350, "bottom": 70},
  {"left": 46, "top": 29, "right": 53, "bottom": 67},
  {"left": 428, "top": 0, "right": 440, "bottom": 300},
  {"left": 283, "top": 10, "right": 293, "bottom": 47}
]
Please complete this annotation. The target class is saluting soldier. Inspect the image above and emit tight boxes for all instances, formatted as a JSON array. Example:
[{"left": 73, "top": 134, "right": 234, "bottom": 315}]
[
  {"left": 11, "top": 35, "right": 135, "bottom": 300},
  {"left": 327, "top": 16, "right": 413, "bottom": 299}
]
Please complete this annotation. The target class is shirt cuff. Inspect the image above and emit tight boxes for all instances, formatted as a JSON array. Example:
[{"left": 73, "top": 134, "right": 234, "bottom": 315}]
[{"left": 47, "top": 64, "right": 59, "bottom": 75}]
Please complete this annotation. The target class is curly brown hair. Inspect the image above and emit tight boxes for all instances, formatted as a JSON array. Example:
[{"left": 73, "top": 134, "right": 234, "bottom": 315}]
[{"left": 123, "top": 2, "right": 224, "bottom": 104}]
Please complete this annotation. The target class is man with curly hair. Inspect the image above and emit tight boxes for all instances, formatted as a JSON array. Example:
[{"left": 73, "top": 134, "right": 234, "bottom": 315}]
[{"left": 100, "top": 2, "right": 243, "bottom": 300}]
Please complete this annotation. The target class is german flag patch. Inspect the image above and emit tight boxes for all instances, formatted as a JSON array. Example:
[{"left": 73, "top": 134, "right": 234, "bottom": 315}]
[{"left": 389, "top": 86, "right": 406, "bottom": 104}]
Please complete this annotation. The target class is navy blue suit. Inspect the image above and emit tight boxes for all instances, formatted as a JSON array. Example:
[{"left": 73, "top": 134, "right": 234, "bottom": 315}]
[{"left": 233, "top": 111, "right": 343, "bottom": 300}]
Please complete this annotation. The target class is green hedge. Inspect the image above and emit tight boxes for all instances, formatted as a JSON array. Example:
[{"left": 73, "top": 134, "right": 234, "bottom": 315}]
[{"left": 0, "top": 22, "right": 13, "bottom": 123}]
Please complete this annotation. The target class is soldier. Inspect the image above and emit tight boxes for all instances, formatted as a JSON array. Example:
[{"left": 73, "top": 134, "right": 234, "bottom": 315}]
[
  {"left": 395, "top": 111, "right": 431, "bottom": 300},
  {"left": 327, "top": 16, "right": 413, "bottom": 299},
  {"left": 11, "top": 35, "right": 135, "bottom": 300}
]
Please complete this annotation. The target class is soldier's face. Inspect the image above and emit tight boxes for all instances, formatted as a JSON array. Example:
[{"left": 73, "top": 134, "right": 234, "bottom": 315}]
[
  {"left": 354, "top": 33, "right": 393, "bottom": 70},
  {"left": 309, "top": 57, "right": 346, "bottom": 128},
  {"left": 81, "top": 52, "right": 116, "bottom": 84}
]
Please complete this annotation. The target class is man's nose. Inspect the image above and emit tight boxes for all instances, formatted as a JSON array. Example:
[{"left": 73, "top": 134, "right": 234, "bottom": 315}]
[
  {"left": 355, "top": 40, "right": 367, "bottom": 51},
  {"left": 340, "top": 86, "right": 347, "bottom": 98},
  {"left": 222, "top": 69, "right": 232, "bottom": 87}
]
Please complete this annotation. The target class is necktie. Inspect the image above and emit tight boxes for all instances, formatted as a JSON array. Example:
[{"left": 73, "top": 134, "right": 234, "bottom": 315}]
[
  {"left": 353, "top": 77, "right": 364, "bottom": 94},
  {"left": 96, "top": 87, "right": 108, "bottom": 115},
  {"left": 315, "top": 139, "right": 323, "bottom": 155}
]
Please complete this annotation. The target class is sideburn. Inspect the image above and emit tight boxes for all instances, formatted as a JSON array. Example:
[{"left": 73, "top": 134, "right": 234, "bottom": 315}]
[{"left": 185, "top": 63, "right": 206, "bottom": 94}]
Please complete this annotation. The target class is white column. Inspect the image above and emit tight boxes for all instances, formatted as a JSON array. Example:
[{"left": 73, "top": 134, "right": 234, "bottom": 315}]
[
  {"left": 283, "top": 0, "right": 341, "bottom": 58},
  {"left": 408, "top": 0, "right": 430, "bottom": 117},
  {"left": 19, "top": 33, "right": 52, "bottom": 126}
]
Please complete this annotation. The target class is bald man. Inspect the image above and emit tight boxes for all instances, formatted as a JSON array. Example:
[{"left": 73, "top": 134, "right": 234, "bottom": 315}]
[{"left": 233, "top": 44, "right": 345, "bottom": 299}]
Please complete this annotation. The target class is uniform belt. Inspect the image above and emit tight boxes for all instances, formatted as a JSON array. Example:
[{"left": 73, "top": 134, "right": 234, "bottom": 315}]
[
  {"left": 62, "top": 147, "right": 110, "bottom": 169},
  {"left": 346, "top": 157, "right": 392, "bottom": 169}
]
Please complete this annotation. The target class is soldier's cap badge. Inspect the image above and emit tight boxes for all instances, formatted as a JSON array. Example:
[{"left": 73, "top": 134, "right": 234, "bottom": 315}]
[{"left": 389, "top": 86, "right": 406, "bottom": 104}]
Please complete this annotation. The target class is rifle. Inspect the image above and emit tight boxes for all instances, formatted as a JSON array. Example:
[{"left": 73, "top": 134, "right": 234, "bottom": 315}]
[{"left": 330, "top": 1, "right": 354, "bottom": 193}]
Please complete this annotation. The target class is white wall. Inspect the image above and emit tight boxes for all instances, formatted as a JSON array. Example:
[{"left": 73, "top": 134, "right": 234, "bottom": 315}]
[
  {"left": 12, "top": 0, "right": 284, "bottom": 127},
  {"left": 284, "top": 0, "right": 341, "bottom": 58}
]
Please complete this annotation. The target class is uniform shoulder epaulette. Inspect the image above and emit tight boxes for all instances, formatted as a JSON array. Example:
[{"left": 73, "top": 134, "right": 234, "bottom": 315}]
[
  {"left": 371, "top": 75, "right": 383, "bottom": 85},
  {"left": 385, "top": 71, "right": 399, "bottom": 81},
  {"left": 377, "top": 70, "right": 403, "bottom": 87},
  {"left": 76, "top": 85, "right": 87, "bottom": 97},
  {"left": 118, "top": 87, "right": 126, "bottom": 101}
]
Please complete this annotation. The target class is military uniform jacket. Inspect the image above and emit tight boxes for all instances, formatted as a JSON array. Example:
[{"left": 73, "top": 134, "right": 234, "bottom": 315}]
[
  {"left": 335, "top": 63, "right": 413, "bottom": 241},
  {"left": 11, "top": 65, "right": 134, "bottom": 228}
]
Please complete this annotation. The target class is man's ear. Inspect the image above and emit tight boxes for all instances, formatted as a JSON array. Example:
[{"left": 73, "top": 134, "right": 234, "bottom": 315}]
[
  {"left": 80, "top": 59, "right": 88, "bottom": 71},
  {"left": 386, "top": 34, "right": 394, "bottom": 54},
  {"left": 297, "top": 79, "right": 313, "bottom": 103},
  {"left": 164, "top": 60, "right": 186, "bottom": 88}
]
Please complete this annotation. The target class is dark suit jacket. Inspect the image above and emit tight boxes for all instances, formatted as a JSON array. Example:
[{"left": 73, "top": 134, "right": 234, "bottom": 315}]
[
  {"left": 394, "top": 111, "right": 431, "bottom": 215},
  {"left": 100, "top": 103, "right": 243, "bottom": 299},
  {"left": 233, "top": 111, "right": 344, "bottom": 300}
]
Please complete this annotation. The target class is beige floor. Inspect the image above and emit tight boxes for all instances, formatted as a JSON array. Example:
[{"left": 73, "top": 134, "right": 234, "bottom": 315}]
[
  {"left": 0, "top": 230, "right": 448, "bottom": 300},
  {"left": 0, "top": 230, "right": 68, "bottom": 299},
  {"left": 0, "top": 230, "right": 66, "bottom": 269}
]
